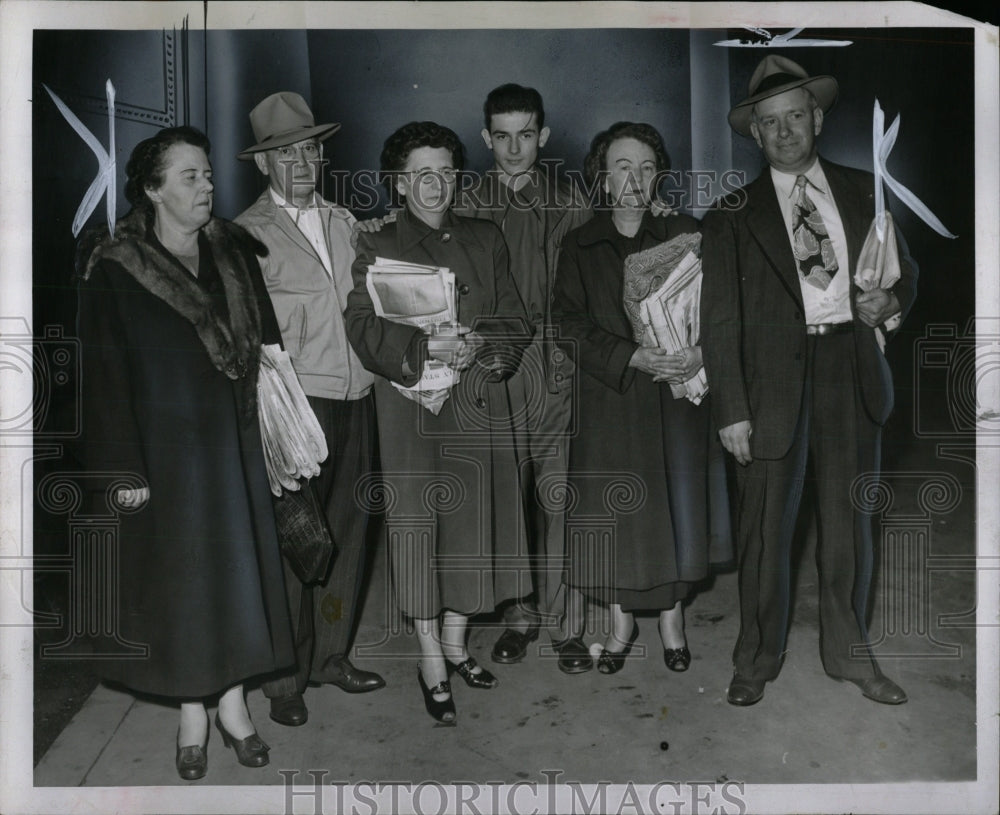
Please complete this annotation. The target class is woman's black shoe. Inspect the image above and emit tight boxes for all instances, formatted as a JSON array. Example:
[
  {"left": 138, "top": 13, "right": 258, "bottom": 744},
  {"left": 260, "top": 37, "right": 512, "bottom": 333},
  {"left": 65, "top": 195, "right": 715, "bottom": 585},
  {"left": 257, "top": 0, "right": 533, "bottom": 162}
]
[
  {"left": 663, "top": 646, "right": 691, "bottom": 672},
  {"left": 447, "top": 656, "right": 499, "bottom": 689},
  {"left": 417, "top": 669, "right": 457, "bottom": 724},
  {"left": 214, "top": 713, "right": 269, "bottom": 767},
  {"left": 597, "top": 622, "right": 639, "bottom": 675},
  {"left": 175, "top": 730, "right": 208, "bottom": 781}
]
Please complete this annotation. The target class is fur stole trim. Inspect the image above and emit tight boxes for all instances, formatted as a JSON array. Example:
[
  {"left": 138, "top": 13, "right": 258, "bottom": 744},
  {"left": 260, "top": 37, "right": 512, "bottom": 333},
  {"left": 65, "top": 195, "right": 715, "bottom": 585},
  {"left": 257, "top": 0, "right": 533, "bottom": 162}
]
[{"left": 77, "top": 209, "right": 269, "bottom": 383}]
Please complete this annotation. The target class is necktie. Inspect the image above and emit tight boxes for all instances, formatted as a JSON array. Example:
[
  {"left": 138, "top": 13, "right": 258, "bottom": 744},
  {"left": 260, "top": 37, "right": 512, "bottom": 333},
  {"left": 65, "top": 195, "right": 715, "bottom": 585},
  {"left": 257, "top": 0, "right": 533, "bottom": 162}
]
[{"left": 791, "top": 175, "right": 838, "bottom": 290}]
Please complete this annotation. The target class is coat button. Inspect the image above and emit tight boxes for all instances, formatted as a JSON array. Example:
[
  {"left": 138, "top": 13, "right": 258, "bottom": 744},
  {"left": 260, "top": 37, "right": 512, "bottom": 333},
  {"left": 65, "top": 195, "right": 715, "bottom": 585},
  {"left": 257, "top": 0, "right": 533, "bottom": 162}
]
[
  {"left": 458, "top": 284, "right": 471, "bottom": 296},
  {"left": 441, "top": 232, "right": 451, "bottom": 242}
]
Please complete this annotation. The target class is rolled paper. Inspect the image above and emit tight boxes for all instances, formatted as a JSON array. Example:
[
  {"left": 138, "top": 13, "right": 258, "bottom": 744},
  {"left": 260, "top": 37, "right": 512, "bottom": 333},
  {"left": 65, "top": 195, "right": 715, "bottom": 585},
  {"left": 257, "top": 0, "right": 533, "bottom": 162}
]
[
  {"left": 44, "top": 80, "right": 117, "bottom": 237},
  {"left": 873, "top": 98, "right": 956, "bottom": 240}
]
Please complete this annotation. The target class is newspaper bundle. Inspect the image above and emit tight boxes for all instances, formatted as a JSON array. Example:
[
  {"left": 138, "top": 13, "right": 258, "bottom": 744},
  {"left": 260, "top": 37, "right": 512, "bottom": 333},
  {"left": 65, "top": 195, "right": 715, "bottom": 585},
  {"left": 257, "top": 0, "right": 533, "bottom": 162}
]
[
  {"left": 622, "top": 232, "right": 708, "bottom": 404},
  {"left": 257, "top": 343, "right": 329, "bottom": 496},
  {"left": 365, "top": 256, "right": 459, "bottom": 414}
]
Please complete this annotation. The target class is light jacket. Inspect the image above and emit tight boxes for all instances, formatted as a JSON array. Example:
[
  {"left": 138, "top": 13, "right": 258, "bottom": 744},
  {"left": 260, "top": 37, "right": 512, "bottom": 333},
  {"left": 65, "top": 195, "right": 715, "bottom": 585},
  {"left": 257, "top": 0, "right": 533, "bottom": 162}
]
[{"left": 236, "top": 190, "right": 374, "bottom": 400}]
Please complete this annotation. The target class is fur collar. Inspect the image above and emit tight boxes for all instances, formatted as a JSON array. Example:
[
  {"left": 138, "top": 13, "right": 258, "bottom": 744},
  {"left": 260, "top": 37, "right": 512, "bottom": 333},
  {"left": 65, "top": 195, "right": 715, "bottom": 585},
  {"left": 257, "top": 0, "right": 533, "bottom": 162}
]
[{"left": 78, "top": 208, "right": 269, "bottom": 383}]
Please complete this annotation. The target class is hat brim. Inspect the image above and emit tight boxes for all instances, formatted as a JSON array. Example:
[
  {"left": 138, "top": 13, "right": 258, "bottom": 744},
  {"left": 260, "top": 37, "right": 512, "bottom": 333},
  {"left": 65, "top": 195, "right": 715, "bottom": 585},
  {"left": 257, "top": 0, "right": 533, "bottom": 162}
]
[
  {"left": 728, "top": 76, "right": 838, "bottom": 137},
  {"left": 237, "top": 122, "right": 342, "bottom": 160}
]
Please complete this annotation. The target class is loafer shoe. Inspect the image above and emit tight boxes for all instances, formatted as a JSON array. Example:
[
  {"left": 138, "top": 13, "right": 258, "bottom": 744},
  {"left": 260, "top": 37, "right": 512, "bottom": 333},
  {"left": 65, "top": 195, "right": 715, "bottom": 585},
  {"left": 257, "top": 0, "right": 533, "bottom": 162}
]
[
  {"left": 491, "top": 625, "right": 540, "bottom": 664},
  {"left": 553, "top": 636, "right": 593, "bottom": 674},
  {"left": 269, "top": 692, "right": 308, "bottom": 726},
  {"left": 837, "top": 675, "right": 908, "bottom": 705},
  {"left": 727, "top": 674, "right": 766, "bottom": 706},
  {"left": 314, "top": 657, "right": 386, "bottom": 693}
]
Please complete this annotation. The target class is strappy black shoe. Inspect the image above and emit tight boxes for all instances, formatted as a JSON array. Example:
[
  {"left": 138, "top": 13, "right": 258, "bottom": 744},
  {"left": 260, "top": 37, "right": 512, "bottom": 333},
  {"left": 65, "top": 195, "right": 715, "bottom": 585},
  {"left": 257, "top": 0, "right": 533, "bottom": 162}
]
[
  {"left": 597, "top": 622, "right": 639, "bottom": 675},
  {"left": 417, "top": 669, "right": 457, "bottom": 724},
  {"left": 447, "top": 656, "right": 499, "bottom": 689},
  {"left": 663, "top": 646, "right": 692, "bottom": 672},
  {"left": 214, "top": 713, "right": 269, "bottom": 767}
]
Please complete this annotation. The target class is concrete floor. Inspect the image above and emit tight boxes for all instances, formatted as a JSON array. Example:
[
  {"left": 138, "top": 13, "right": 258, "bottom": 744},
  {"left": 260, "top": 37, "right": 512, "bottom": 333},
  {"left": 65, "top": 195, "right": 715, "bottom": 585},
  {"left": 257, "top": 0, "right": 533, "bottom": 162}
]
[{"left": 33, "top": 442, "right": 982, "bottom": 793}]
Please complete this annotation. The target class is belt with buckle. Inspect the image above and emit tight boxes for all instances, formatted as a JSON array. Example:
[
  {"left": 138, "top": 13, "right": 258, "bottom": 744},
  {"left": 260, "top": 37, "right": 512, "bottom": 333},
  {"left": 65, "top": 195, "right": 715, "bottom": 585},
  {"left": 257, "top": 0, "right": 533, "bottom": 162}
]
[{"left": 806, "top": 321, "right": 854, "bottom": 336}]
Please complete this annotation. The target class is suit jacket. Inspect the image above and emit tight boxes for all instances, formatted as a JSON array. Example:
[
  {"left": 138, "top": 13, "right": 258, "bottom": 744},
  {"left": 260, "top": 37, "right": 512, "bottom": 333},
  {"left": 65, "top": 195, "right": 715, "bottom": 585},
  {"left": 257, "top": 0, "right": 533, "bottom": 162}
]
[
  {"left": 700, "top": 158, "right": 918, "bottom": 459},
  {"left": 456, "top": 168, "right": 591, "bottom": 392},
  {"left": 236, "top": 190, "right": 374, "bottom": 401}
]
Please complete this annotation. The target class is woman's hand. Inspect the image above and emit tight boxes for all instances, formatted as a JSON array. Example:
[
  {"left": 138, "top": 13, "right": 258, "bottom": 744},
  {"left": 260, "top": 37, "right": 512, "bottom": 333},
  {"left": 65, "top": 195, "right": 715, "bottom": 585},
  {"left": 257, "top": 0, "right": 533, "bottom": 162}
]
[
  {"left": 653, "top": 345, "right": 703, "bottom": 384},
  {"left": 629, "top": 345, "right": 703, "bottom": 382},
  {"left": 427, "top": 325, "right": 478, "bottom": 370},
  {"left": 116, "top": 487, "right": 150, "bottom": 509}
]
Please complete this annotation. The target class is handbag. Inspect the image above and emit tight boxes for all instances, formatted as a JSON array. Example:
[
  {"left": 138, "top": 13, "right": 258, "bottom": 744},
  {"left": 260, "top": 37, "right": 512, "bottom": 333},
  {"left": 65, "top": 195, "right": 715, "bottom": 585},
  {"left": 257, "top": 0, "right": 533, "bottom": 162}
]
[{"left": 271, "top": 477, "right": 336, "bottom": 585}]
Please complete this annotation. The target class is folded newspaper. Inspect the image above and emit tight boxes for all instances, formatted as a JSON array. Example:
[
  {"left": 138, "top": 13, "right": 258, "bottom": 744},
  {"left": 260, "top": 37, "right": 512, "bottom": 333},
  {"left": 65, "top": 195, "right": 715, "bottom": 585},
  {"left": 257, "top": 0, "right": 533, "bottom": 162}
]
[
  {"left": 366, "top": 256, "right": 459, "bottom": 414},
  {"left": 622, "top": 232, "right": 708, "bottom": 404},
  {"left": 257, "top": 343, "right": 329, "bottom": 496}
]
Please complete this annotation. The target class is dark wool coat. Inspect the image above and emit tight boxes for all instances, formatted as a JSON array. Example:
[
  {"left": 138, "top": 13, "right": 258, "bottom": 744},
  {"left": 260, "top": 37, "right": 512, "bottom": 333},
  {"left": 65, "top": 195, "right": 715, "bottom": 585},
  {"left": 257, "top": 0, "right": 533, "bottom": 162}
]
[
  {"left": 552, "top": 211, "right": 732, "bottom": 607},
  {"left": 344, "top": 207, "right": 531, "bottom": 618},
  {"left": 76, "top": 210, "right": 295, "bottom": 698}
]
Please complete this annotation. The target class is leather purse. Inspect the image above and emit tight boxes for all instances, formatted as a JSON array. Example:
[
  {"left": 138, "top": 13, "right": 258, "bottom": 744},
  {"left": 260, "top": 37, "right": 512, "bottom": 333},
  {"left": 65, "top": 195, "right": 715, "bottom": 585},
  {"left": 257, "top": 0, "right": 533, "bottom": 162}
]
[{"left": 271, "top": 478, "right": 336, "bottom": 584}]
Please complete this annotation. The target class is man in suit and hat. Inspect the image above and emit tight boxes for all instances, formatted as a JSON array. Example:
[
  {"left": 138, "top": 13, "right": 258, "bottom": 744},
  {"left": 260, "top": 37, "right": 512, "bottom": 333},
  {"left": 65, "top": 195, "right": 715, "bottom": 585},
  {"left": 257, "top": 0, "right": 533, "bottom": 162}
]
[
  {"left": 235, "top": 92, "right": 384, "bottom": 727},
  {"left": 701, "top": 56, "right": 917, "bottom": 706}
]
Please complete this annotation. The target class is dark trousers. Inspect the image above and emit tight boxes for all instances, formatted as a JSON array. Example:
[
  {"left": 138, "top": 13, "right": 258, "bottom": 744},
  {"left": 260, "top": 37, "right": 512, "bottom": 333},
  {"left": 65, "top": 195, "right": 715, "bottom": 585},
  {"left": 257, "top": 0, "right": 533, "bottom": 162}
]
[
  {"left": 262, "top": 392, "right": 376, "bottom": 698},
  {"left": 732, "top": 333, "right": 882, "bottom": 682}
]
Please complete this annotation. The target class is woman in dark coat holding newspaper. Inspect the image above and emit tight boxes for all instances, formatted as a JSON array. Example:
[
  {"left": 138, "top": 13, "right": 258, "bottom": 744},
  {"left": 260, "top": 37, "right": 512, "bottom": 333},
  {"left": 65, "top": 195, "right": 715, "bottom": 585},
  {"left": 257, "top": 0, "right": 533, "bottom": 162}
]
[
  {"left": 344, "top": 121, "right": 529, "bottom": 724},
  {"left": 551, "top": 122, "right": 731, "bottom": 675}
]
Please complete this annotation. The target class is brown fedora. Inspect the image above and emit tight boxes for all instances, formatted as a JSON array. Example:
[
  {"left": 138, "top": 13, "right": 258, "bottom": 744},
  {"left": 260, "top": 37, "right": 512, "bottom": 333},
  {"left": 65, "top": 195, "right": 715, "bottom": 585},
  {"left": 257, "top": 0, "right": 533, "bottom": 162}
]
[
  {"left": 728, "top": 55, "right": 838, "bottom": 137},
  {"left": 237, "top": 92, "right": 341, "bottom": 160}
]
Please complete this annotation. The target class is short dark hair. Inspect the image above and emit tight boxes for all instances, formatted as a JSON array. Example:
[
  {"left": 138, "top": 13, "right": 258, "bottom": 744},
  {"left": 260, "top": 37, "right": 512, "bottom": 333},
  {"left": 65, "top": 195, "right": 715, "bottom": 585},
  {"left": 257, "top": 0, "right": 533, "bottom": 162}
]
[
  {"left": 483, "top": 83, "right": 545, "bottom": 130},
  {"left": 379, "top": 121, "right": 465, "bottom": 204},
  {"left": 583, "top": 121, "right": 671, "bottom": 205},
  {"left": 124, "top": 126, "right": 211, "bottom": 216}
]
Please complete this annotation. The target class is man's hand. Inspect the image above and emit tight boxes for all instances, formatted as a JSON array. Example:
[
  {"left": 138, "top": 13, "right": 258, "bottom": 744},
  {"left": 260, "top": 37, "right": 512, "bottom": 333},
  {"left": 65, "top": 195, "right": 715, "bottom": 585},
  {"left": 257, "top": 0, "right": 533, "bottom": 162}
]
[
  {"left": 653, "top": 345, "right": 703, "bottom": 384},
  {"left": 855, "top": 288, "right": 900, "bottom": 327},
  {"left": 719, "top": 420, "right": 753, "bottom": 466},
  {"left": 350, "top": 210, "right": 399, "bottom": 248},
  {"left": 650, "top": 199, "right": 677, "bottom": 219},
  {"left": 116, "top": 487, "right": 150, "bottom": 509}
]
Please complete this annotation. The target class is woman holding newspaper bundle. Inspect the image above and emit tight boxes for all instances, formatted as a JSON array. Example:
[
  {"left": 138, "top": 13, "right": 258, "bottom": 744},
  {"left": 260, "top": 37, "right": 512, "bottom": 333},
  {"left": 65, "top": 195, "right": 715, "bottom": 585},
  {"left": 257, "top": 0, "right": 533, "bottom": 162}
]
[
  {"left": 344, "top": 121, "right": 530, "bottom": 724},
  {"left": 551, "top": 122, "right": 732, "bottom": 675},
  {"left": 76, "top": 127, "right": 294, "bottom": 779}
]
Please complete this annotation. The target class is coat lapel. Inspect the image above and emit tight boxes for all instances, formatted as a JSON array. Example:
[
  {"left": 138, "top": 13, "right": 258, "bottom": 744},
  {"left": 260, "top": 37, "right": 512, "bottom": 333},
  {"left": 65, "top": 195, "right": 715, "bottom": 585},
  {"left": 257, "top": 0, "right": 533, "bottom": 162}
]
[
  {"left": 745, "top": 172, "right": 804, "bottom": 308},
  {"left": 821, "top": 158, "right": 871, "bottom": 276}
]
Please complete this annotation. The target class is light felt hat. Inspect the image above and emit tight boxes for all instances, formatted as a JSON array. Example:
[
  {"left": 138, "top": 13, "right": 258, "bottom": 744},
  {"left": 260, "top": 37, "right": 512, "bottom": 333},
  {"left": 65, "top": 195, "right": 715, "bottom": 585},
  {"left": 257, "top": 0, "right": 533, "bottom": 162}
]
[
  {"left": 728, "top": 55, "right": 838, "bottom": 137},
  {"left": 238, "top": 92, "right": 341, "bottom": 159}
]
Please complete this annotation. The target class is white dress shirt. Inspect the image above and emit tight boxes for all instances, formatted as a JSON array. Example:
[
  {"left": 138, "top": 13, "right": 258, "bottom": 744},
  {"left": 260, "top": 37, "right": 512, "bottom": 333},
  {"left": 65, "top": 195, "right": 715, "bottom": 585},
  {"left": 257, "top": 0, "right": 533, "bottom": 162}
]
[
  {"left": 771, "top": 161, "right": 853, "bottom": 325},
  {"left": 269, "top": 187, "right": 334, "bottom": 277}
]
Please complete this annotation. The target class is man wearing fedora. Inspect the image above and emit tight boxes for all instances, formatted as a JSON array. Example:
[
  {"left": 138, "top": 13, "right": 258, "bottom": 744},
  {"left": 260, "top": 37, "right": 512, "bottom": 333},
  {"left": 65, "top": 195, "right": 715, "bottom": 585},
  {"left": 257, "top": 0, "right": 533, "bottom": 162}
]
[
  {"left": 235, "top": 91, "right": 383, "bottom": 727},
  {"left": 700, "top": 56, "right": 917, "bottom": 706}
]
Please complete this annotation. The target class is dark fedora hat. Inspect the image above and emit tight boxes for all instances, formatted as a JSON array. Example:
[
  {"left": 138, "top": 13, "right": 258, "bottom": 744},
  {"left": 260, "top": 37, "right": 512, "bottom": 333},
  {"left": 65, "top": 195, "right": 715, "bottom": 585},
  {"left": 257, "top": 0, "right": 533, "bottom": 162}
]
[
  {"left": 728, "top": 55, "right": 838, "bottom": 137},
  {"left": 238, "top": 92, "right": 341, "bottom": 159}
]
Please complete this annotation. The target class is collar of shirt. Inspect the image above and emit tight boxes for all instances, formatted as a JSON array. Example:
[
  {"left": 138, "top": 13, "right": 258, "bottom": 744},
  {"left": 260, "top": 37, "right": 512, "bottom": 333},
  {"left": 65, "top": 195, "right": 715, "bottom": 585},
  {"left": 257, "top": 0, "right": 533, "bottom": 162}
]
[
  {"left": 770, "top": 158, "right": 829, "bottom": 203},
  {"left": 268, "top": 186, "right": 323, "bottom": 222}
]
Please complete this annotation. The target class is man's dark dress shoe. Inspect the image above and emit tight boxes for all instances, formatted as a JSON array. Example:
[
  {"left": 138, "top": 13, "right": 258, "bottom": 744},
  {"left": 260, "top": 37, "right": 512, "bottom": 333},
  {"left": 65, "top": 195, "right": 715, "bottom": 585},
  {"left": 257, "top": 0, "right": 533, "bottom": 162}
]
[
  {"left": 836, "top": 675, "right": 908, "bottom": 705},
  {"left": 726, "top": 674, "right": 766, "bottom": 706},
  {"left": 491, "top": 625, "right": 540, "bottom": 664},
  {"left": 175, "top": 731, "right": 207, "bottom": 781},
  {"left": 269, "top": 692, "right": 308, "bottom": 726},
  {"left": 215, "top": 714, "right": 269, "bottom": 767},
  {"left": 553, "top": 636, "right": 594, "bottom": 674},
  {"left": 314, "top": 657, "right": 386, "bottom": 693}
]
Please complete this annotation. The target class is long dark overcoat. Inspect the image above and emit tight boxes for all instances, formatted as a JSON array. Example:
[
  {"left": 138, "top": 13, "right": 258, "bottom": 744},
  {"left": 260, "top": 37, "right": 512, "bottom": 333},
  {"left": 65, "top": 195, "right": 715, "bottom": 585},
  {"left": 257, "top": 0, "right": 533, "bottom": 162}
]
[
  {"left": 552, "top": 211, "right": 732, "bottom": 608},
  {"left": 76, "top": 214, "right": 294, "bottom": 698},
  {"left": 344, "top": 208, "right": 531, "bottom": 618}
]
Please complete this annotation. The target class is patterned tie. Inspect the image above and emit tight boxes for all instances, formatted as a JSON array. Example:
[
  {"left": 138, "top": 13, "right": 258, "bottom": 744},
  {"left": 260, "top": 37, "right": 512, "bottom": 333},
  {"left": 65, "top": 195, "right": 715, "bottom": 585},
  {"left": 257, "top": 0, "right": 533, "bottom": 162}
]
[{"left": 791, "top": 174, "right": 838, "bottom": 290}]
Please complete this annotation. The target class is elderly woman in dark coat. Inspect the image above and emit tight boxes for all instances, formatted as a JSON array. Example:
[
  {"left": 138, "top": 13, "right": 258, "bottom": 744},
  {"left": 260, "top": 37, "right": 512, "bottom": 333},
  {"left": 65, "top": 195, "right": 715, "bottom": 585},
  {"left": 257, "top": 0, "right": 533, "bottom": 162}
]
[
  {"left": 551, "top": 122, "right": 732, "bottom": 674},
  {"left": 76, "top": 127, "right": 294, "bottom": 779},
  {"left": 344, "top": 121, "right": 529, "bottom": 724}
]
